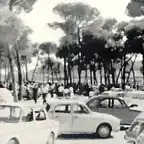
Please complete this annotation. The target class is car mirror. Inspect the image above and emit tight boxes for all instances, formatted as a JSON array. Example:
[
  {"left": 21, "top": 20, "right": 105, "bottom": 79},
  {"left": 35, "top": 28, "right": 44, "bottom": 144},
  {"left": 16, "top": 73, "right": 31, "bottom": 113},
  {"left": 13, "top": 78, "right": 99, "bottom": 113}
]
[{"left": 129, "top": 104, "right": 138, "bottom": 108}]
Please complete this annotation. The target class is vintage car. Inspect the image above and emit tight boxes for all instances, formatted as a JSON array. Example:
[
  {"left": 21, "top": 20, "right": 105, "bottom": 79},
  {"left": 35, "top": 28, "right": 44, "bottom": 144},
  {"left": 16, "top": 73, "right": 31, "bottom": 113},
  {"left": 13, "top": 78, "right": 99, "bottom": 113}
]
[
  {"left": 0, "top": 103, "right": 59, "bottom": 144},
  {"left": 102, "top": 91, "right": 125, "bottom": 98},
  {"left": 85, "top": 96, "right": 142, "bottom": 126},
  {"left": 46, "top": 99, "right": 120, "bottom": 139},
  {"left": 124, "top": 90, "right": 144, "bottom": 100},
  {"left": 124, "top": 112, "right": 144, "bottom": 144}
]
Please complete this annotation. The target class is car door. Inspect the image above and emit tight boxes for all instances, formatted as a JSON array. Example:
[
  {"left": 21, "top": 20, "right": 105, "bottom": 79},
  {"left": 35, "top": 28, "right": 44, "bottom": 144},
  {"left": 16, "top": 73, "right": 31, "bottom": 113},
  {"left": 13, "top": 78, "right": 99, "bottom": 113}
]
[
  {"left": 112, "top": 98, "right": 132, "bottom": 125},
  {"left": 71, "top": 104, "right": 96, "bottom": 133},
  {"left": 97, "top": 98, "right": 114, "bottom": 115},
  {"left": 33, "top": 108, "right": 49, "bottom": 144},
  {"left": 49, "top": 104, "right": 73, "bottom": 134},
  {"left": 20, "top": 109, "right": 40, "bottom": 144}
]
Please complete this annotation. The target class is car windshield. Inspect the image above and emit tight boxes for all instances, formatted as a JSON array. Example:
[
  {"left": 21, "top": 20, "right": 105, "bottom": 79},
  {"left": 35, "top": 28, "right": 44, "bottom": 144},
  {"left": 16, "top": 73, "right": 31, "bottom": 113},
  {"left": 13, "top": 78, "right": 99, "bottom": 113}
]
[
  {"left": 85, "top": 98, "right": 99, "bottom": 108},
  {"left": 0, "top": 105, "right": 21, "bottom": 123}
]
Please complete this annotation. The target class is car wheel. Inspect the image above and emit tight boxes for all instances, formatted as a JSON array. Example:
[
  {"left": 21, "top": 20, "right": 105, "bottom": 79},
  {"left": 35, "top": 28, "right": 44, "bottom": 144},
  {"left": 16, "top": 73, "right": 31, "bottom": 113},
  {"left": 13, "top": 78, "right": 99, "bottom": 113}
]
[
  {"left": 96, "top": 123, "right": 112, "bottom": 138},
  {"left": 7, "top": 140, "right": 16, "bottom": 144},
  {"left": 47, "top": 133, "right": 55, "bottom": 144}
]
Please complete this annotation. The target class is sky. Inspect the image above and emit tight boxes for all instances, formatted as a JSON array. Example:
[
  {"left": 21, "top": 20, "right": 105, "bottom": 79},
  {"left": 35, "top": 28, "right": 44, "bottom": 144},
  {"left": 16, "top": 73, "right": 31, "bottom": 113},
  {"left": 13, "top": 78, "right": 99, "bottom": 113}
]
[{"left": 21, "top": 0, "right": 131, "bottom": 44}]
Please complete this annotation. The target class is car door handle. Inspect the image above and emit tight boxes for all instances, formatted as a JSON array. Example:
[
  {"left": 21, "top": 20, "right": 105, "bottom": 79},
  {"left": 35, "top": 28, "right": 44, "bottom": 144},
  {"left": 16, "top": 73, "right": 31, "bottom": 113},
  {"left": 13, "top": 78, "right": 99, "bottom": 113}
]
[{"left": 55, "top": 116, "right": 59, "bottom": 118}]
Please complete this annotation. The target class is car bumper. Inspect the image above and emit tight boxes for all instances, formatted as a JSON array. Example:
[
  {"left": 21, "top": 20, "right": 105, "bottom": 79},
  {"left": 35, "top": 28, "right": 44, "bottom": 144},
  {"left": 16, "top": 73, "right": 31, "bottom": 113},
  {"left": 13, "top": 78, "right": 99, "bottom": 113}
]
[{"left": 113, "top": 125, "right": 120, "bottom": 132}]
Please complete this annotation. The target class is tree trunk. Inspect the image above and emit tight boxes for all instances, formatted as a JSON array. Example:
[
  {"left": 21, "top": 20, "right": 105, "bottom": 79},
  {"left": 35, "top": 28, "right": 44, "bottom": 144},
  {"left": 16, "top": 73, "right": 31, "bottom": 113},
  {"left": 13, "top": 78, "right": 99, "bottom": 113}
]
[
  {"left": 126, "top": 55, "right": 137, "bottom": 84},
  {"left": 143, "top": 53, "right": 144, "bottom": 83},
  {"left": 51, "top": 67, "right": 54, "bottom": 83},
  {"left": 95, "top": 71, "right": 98, "bottom": 85},
  {"left": 77, "top": 27, "right": 82, "bottom": 86},
  {"left": 0, "top": 59, "right": 2, "bottom": 82},
  {"left": 103, "top": 62, "right": 107, "bottom": 85},
  {"left": 107, "top": 73, "right": 111, "bottom": 84},
  {"left": 68, "top": 62, "right": 72, "bottom": 84},
  {"left": 122, "top": 55, "right": 126, "bottom": 90},
  {"left": 90, "top": 69, "right": 92, "bottom": 85},
  {"left": 15, "top": 42, "right": 22, "bottom": 101},
  {"left": 111, "top": 60, "right": 115, "bottom": 85},
  {"left": 116, "top": 59, "right": 123, "bottom": 84},
  {"left": 93, "top": 70, "right": 97, "bottom": 85},
  {"left": 116, "top": 55, "right": 134, "bottom": 84},
  {"left": 31, "top": 55, "right": 39, "bottom": 82},
  {"left": 25, "top": 56, "right": 29, "bottom": 81},
  {"left": 8, "top": 45, "right": 17, "bottom": 102},
  {"left": 72, "top": 68, "right": 75, "bottom": 83},
  {"left": 85, "top": 65, "right": 88, "bottom": 83},
  {"left": 78, "top": 66, "right": 81, "bottom": 86},
  {"left": 132, "top": 68, "right": 136, "bottom": 86},
  {"left": 99, "top": 65, "right": 102, "bottom": 84},
  {"left": 4, "top": 63, "right": 7, "bottom": 82},
  {"left": 64, "top": 58, "right": 68, "bottom": 87}
]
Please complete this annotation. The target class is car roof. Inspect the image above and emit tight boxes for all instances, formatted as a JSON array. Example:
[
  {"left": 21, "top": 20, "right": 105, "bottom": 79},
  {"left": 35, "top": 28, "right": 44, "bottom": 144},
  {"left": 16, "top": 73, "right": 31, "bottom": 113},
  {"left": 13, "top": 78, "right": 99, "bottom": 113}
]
[
  {"left": 47, "top": 99, "right": 86, "bottom": 106},
  {"left": 87, "top": 95, "right": 121, "bottom": 101},
  {"left": 0, "top": 102, "right": 45, "bottom": 109}
]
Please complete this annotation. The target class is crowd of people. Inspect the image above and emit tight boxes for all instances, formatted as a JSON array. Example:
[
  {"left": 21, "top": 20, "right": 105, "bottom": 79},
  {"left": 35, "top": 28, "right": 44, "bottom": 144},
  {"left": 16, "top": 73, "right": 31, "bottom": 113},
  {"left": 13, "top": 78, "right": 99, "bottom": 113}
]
[{"left": 0, "top": 80, "right": 142, "bottom": 104}]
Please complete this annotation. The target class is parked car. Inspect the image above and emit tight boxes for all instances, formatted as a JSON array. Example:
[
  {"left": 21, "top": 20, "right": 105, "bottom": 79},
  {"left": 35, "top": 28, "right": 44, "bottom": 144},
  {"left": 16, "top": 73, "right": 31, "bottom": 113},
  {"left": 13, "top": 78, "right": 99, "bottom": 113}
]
[
  {"left": 0, "top": 103, "right": 59, "bottom": 144},
  {"left": 102, "top": 91, "right": 125, "bottom": 98},
  {"left": 46, "top": 99, "right": 120, "bottom": 139},
  {"left": 124, "top": 112, "right": 144, "bottom": 144},
  {"left": 85, "top": 96, "right": 142, "bottom": 125},
  {"left": 124, "top": 91, "right": 144, "bottom": 100}
]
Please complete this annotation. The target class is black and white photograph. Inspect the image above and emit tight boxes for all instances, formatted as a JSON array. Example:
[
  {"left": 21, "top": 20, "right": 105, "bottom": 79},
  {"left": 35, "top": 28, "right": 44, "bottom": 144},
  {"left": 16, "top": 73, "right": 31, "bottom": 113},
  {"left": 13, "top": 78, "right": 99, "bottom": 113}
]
[{"left": 0, "top": 0, "right": 144, "bottom": 144}]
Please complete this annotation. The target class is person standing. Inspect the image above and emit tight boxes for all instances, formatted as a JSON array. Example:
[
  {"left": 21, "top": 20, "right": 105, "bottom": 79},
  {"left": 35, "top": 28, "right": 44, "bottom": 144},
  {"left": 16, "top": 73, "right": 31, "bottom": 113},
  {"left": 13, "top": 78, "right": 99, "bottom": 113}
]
[
  {"left": 41, "top": 83, "right": 48, "bottom": 104},
  {"left": 58, "top": 84, "right": 64, "bottom": 99},
  {"left": 33, "top": 83, "right": 38, "bottom": 103}
]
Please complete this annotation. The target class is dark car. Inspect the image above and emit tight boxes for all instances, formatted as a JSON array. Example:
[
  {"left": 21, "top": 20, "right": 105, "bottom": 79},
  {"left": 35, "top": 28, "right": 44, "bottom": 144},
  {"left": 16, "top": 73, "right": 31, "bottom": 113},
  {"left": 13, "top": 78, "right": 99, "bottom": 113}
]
[{"left": 85, "top": 96, "right": 141, "bottom": 125}]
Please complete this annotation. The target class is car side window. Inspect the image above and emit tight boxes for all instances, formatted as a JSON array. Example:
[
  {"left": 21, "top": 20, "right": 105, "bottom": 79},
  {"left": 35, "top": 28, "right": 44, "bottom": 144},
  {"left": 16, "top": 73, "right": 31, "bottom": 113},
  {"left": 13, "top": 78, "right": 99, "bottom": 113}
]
[
  {"left": 99, "top": 99, "right": 110, "bottom": 108},
  {"left": 87, "top": 99, "right": 98, "bottom": 108},
  {"left": 73, "top": 104, "right": 89, "bottom": 114},
  {"left": 113, "top": 99, "right": 127, "bottom": 108},
  {"left": 22, "top": 109, "right": 34, "bottom": 122},
  {"left": 34, "top": 109, "right": 46, "bottom": 121},
  {"left": 55, "top": 104, "right": 71, "bottom": 113}
]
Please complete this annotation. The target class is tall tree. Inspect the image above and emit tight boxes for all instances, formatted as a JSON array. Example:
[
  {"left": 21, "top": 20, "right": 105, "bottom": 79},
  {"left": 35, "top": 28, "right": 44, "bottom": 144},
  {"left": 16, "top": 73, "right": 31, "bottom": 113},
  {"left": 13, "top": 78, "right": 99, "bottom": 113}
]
[
  {"left": 0, "top": 8, "right": 24, "bottom": 101},
  {"left": 126, "top": 0, "right": 144, "bottom": 17},
  {"left": 49, "top": 2, "right": 100, "bottom": 85},
  {"left": 35, "top": 42, "right": 57, "bottom": 82},
  {"left": 9, "top": 0, "right": 38, "bottom": 12}
]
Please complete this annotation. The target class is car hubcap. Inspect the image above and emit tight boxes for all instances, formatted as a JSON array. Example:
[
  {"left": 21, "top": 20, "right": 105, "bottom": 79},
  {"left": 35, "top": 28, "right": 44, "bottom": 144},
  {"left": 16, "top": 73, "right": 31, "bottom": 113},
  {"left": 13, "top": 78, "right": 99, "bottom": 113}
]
[{"left": 98, "top": 126, "right": 110, "bottom": 137}]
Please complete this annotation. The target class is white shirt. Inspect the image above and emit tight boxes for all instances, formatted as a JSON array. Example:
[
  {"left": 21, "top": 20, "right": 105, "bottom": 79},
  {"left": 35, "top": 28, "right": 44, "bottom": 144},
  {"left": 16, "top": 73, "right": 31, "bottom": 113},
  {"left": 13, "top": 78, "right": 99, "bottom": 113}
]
[
  {"left": 69, "top": 87, "right": 74, "bottom": 93},
  {"left": 64, "top": 88, "right": 69, "bottom": 94},
  {"left": 89, "top": 91, "right": 94, "bottom": 97},
  {"left": 41, "top": 86, "right": 48, "bottom": 93},
  {"left": 58, "top": 86, "right": 64, "bottom": 92}
]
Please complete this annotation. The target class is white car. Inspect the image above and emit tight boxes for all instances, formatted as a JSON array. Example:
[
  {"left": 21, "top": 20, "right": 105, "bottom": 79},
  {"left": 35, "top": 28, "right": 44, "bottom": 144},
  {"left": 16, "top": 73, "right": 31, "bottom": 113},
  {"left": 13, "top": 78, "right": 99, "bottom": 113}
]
[
  {"left": 0, "top": 103, "right": 59, "bottom": 144},
  {"left": 46, "top": 99, "right": 120, "bottom": 138}
]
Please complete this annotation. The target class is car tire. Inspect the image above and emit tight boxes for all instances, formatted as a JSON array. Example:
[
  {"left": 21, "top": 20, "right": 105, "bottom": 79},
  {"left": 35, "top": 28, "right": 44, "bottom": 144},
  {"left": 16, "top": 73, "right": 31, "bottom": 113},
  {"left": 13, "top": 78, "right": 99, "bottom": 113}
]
[
  {"left": 95, "top": 123, "right": 112, "bottom": 139},
  {"left": 47, "top": 132, "right": 55, "bottom": 144}
]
